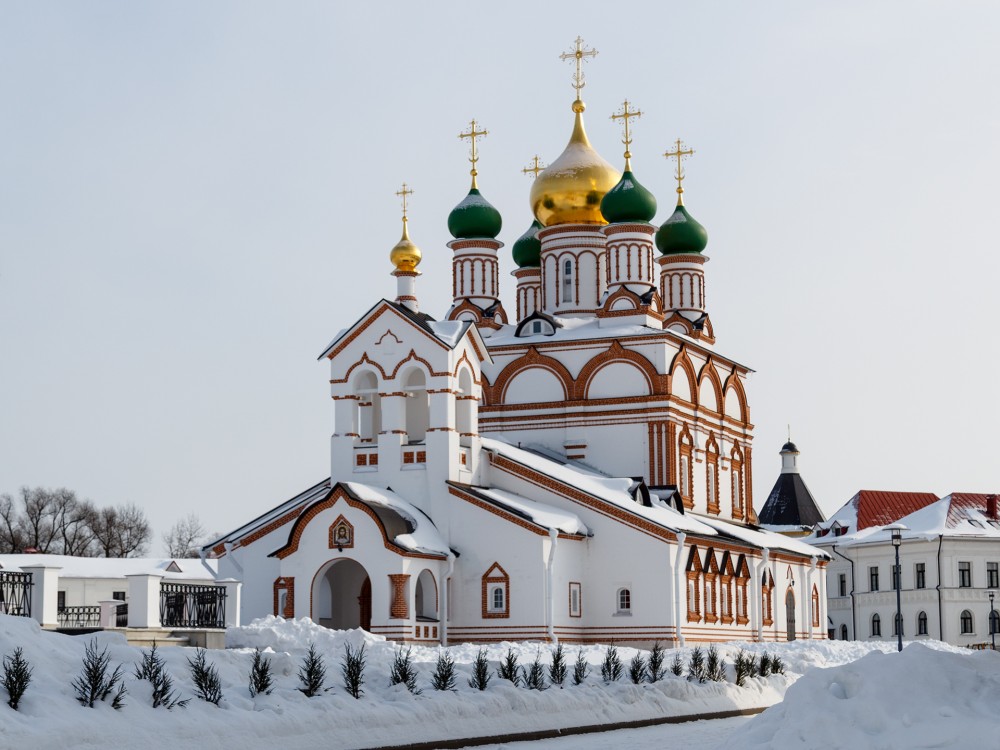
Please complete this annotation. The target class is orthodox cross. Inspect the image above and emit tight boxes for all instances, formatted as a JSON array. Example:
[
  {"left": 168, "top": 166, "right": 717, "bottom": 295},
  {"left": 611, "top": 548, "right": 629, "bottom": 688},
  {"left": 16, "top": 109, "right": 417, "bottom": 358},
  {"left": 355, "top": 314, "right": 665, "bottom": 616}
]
[
  {"left": 663, "top": 138, "right": 695, "bottom": 202},
  {"left": 459, "top": 119, "right": 488, "bottom": 188},
  {"left": 395, "top": 182, "right": 414, "bottom": 220},
  {"left": 522, "top": 155, "right": 546, "bottom": 179},
  {"left": 610, "top": 99, "right": 642, "bottom": 171},
  {"left": 560, "top": 36, "right": 598, "bottom": 100}
]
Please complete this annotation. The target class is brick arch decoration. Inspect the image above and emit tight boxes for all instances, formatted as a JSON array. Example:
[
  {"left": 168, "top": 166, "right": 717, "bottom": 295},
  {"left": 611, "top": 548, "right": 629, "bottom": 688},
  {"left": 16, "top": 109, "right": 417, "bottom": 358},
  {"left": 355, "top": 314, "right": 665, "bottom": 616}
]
[
  {"left": 705, "top": 432, "right": 721, "bottom": 515},
  {"left": 723, "top": 370, "right": 750, "bottom": 424},
  {"left": 488, "top": 346, "right": 575, "bottom": 404},
  {"left": 270, "top": 485, "right": 447, "bottom": 561},
  {"left": 336, "top": 354, "right": 391, "bottom": 385},
  {"left": 576, "top": 340, "right": 665, "bottom": 399},
  {"left": 388, "top": 349, "right": 445, "bottom": 381},
  {"left": 667, "top": 347, "right": 698, "bottom": 405},
  {"left": 678, "top": 423, "right": 695, "bottom": 509},
  {"left": 481, "top": 562, "right": 510, "bottom": 619},
  {"left": 697, "top": 360, "right": 725, "bottom": 416},
  {"left": 273, "top": 576, "right": 295, "bottom": 618},
  {"left": 686, "top": 544, "right": 703, "bottom": 622},
  {"left": 812, "top": 583, "right": 820, "bottom": 627}
]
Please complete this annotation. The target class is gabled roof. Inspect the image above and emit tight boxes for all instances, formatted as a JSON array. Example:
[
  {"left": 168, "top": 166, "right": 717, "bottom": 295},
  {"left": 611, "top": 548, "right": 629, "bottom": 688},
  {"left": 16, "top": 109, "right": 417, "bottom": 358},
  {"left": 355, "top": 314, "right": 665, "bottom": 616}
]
[
  {"left": 853, "top": 490, "right": 940, "bottom": 530},
  {"left": 758, "top": 473, "right": 825, "bottom": 527}
]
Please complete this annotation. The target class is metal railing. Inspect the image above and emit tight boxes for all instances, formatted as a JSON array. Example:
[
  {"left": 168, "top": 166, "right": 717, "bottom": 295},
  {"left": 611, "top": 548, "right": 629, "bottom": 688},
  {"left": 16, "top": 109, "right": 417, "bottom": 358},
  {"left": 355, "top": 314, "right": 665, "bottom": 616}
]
[
  {"left": 159, "top": 583, "right": 226, "bottom": 628},
  {"left": 0, "top": 571, "right": 32, "bottom": 617},
  {"left": 57, "top": 605, "right": 101, "bottom": 629}
]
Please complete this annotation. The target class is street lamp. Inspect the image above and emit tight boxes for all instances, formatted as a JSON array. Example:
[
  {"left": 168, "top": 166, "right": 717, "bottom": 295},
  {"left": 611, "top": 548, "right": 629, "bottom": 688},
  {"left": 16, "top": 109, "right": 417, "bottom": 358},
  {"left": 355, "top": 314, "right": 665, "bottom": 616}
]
[
  {"left": 886, "top": 523, "right": 907, "bottom": 652},
  {"left": 989, "top": 590, "right": 996, "bottom": 651}
]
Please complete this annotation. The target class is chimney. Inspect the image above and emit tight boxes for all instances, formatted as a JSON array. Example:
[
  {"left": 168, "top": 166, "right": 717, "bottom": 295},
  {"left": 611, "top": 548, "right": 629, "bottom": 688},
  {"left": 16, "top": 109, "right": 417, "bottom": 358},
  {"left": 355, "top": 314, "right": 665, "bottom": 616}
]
[{"left": 987, "top": 494, "right": 998, "bottom": 521}]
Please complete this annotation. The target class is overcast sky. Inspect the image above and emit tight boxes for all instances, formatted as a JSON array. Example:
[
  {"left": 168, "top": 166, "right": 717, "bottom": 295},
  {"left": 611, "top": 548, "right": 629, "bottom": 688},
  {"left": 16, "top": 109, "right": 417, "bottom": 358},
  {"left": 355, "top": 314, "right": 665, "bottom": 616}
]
[{"left": 2, "top": 1, "right": 998, "bottom": 551}]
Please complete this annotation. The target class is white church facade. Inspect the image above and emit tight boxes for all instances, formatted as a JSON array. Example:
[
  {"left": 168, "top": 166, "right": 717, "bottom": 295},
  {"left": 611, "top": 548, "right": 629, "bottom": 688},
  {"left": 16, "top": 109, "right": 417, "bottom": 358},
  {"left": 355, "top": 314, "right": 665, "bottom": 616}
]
[{"left": 205, "top": 40, "right": 828, "bottom": 647}]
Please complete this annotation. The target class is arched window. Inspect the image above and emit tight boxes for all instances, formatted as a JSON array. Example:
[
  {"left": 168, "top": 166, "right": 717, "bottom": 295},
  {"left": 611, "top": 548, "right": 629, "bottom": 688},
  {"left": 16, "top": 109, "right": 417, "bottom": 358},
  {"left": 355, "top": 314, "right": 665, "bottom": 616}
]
[
  {"left": 562, "top": 259, "right": 574, "bottom": 303},
  {"left": 762, "top": 570, "right": 774, "bottom": 627},
  {"left": 705, "top": 434, "right": 720, "bottom": 515},
  {"left": 811, "top": 584, "right": 820, "bottom": 627},
  {"left": 871, "top": 613, "right": 881, "bottom": 637},
  {"left": 617, "top": 587, "right": 631, "bottom": 613},
  {"left": 840, "top": 623, "right": 848, "bottom": 640},
  {"left": 678, "top": 426, "right": 694, "bottom": 509},
  {"left": 917, "top": 611, "right": 928, "bottom": 636},
  {"left": 403, "top": 369, "right": 429, "bottom": 444},
  {"left": 730, "top": 444, "right": 745, "bottom": 520},
  {"left": 990, "top": 609, "right": 999, "bottom": 635},
  {"left": 960, "top": 609, "right": 974, "bottom": 634},
  {"left": 686, "top": 547, "right": 703, "bottom": 622},
  {"left": 893, "top": 612, "right": 903, "bottom": 637},
  {"left": 482, "top": 563, "right": 509, "bottom": 619},
  {"left": 492, "top": 586, "right": 505, "bottom": 611}
]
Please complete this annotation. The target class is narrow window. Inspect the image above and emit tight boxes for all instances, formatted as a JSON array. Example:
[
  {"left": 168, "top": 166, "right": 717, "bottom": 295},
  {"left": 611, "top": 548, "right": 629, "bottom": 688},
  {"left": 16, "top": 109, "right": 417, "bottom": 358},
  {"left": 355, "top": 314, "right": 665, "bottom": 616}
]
[
  {"left": 839, "top": 573, "right": 847, "bottom": 597},
  {"left": 959, "top": 561, "right": 972, "bottom": 588},
  {"left": 871, "top": 613, "right": 881, "bottom": 637},
  {"left": 893, "top": 612, "right": 903, "bottom": 637},
  {"left": 491, "top": 586, "right": 505, "bottom": 612},
  {"left": 569, "top": 582, "right": 582, "bottom": 618},
  {"left": 57, "top": 591, "right": 66, "bottom": 613},
  {"left": 988, "top": 562, "right": 998, "bottom": 589},
  {"left": 617, "top": 587, "right": 631, "bottom": 613},
  {"left": 917, "top": 611, "right": 928, "bottom": 636},
  {"left": 892, "top": 565, "right": 901, "bottom": 591},
  {"left": 840, "top": 623, "right": 848, "bottom": 640},
  {"left": 915, "top": 562, "right": 926, "bottom": 589},
  {"left": 869, "top": 566, "right": 879, "bottom": 592},
  {"left": 561, "top": 259, "right": 573, "bottom": 303},
  {"left": 960, "top": 609, "right": 974, "bottom": 634},
  {"left": 991, "top": 610, "right": 999, "bottom": 635}
]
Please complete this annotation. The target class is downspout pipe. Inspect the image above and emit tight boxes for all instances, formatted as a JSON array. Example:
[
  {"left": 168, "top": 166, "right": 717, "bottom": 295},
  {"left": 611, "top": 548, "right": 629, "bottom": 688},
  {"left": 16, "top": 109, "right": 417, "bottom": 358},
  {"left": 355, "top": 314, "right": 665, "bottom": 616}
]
[
  {"left": 808, "top": 555, "right": 817, "bottom": 639},
  {"left": 546, "top": 528, "right": 559, "bottom": 644},
  {"left": 936, "top": 535, "right": 944, "bottom": 641},
  {"left": 441, "top": 552, "right": 456, "bottom": 646},
  {"left": 674, "top": 532, "right": 686, "bottom": 648},
  {"left": 223, "top": 542, "right": 244, "bottom": 577},
  {"left": 831, "top": 544, "right": 856, "bottom": 640}
]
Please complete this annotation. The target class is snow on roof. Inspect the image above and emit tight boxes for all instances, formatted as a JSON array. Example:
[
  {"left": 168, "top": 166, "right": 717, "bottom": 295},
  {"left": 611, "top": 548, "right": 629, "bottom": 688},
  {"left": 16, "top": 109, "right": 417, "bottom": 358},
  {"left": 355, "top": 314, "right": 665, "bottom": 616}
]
[
  {"left": 0, "top": 554, "right": 218, "bottom": 580},
  {"left": 813, "top": 490, "right": 940, "bottom": 537},
  {"left": 481, "top": 438, "right": 719, "bottom": 537},
  {"left": 342, "top": 482, "right": 450, "bottom": 557},
  {"left": 426, "top": 320, "right": 471, "bottom": 349},
  {"left": 473, "top": 487, "right": 591, "bottom": 535},
  {"left": 695, "top": 517, "right": 830, "bottom": 559}
]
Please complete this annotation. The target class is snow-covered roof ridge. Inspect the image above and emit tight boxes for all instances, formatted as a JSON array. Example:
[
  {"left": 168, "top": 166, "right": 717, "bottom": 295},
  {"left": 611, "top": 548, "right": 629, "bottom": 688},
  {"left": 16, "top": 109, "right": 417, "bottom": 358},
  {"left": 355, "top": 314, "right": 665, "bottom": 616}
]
[
  {"left": 694, "top": 517, "right": 830, "bottom": 560},
  {"left": 452, "top": 483, "right": 591, "bottom": 536},
  {"left": 341, "top": 482, "right": 451, "bottom": 557},
  {"left": 0, "top": 554, "right": 218, "bottom": 580}
]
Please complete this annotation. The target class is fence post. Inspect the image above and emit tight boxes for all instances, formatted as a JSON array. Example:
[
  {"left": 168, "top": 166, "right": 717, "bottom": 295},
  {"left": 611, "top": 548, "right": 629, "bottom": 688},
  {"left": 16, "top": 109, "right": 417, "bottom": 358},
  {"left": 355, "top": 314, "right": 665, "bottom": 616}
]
[
  {"left": 98, "top": 600, "right": 123, "bottom": 628},
  {"left": 20, "top": 565, "right": 60, "bottom": 628},
  {"left": 218, "top": 579, "right": 242, "bottom": 627},
  {"left": 125, "top": 573, "right": 163, "bottom": 628}
]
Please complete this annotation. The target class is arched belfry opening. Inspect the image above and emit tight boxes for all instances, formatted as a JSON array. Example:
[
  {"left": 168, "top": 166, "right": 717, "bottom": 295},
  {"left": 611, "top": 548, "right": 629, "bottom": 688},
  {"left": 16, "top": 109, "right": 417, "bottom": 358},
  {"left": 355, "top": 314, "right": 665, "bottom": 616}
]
[
  {"left": 313, "top": 558, "right": 372, "bottom": 631},
  {"left": 403, "top": 369, "right": 429, "bottom": 444},
  {"left": 457, "top": 368, "right": 475, "bottom": 441},
  {"left": 354, "top": 371, "right": 381, "bottom": 442}
]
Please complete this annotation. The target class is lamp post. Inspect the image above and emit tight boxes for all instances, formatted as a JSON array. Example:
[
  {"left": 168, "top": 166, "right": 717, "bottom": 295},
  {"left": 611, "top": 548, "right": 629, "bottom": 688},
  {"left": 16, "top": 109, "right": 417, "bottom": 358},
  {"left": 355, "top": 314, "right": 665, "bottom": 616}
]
[
  {"left": 887, "top": 524, "right": 907, "bottom": 652},
  {"left": 990, "top": 591, "right": 996, "bottom": 651}
]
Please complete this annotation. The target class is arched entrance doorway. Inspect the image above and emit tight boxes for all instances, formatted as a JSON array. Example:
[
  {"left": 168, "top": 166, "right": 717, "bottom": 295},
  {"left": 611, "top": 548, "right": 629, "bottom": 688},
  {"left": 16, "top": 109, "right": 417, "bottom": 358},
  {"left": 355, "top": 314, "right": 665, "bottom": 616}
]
[
  {"left": 785, "top": 588, "right": 796, "bottom": 641},
  {"left": 313, "top": 559, "right": 372, "bottom": 631}
]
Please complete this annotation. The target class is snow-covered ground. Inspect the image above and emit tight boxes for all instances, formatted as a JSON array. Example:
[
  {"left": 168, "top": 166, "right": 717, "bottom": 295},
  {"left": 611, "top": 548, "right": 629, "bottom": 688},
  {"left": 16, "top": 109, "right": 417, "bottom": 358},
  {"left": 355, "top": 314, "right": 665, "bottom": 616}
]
[{"left": 0, "top": 614, "right": 992, "bottom": 750}]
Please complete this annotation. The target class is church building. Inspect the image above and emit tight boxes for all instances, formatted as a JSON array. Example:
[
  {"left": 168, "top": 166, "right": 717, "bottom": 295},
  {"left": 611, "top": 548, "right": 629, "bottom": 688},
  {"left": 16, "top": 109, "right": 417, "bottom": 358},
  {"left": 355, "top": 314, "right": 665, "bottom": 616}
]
[{"left": 205, "top": 39, "right": 828, "bottom": 646}]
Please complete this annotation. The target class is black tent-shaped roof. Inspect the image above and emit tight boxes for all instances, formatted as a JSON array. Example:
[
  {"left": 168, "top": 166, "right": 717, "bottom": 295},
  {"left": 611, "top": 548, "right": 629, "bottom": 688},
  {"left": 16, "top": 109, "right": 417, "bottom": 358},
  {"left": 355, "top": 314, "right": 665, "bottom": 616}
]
[{"left": 758, "top": 472, "right": 825, "bottom": 527}]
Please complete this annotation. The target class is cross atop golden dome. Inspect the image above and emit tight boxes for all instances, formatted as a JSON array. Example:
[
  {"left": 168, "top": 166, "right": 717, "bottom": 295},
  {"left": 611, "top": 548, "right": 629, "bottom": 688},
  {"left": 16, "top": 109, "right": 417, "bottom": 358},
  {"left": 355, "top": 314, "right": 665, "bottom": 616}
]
[{"left": 390, "top": 182, "right": 422, "bottom": 272}]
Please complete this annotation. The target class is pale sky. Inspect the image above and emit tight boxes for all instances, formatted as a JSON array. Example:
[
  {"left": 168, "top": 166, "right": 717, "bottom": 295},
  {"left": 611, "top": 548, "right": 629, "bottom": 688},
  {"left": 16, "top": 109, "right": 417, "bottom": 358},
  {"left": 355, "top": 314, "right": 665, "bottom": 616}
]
[{"left": 2, "top": 1, "right": 998, "bottom": 551}]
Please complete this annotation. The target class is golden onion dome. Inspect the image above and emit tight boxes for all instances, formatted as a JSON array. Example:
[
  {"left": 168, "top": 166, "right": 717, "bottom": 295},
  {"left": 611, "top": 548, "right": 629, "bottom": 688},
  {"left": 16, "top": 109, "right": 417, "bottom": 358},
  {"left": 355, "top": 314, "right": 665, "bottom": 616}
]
[
  {"left": 530, "top": 100, "right": 622, "bottom": 227},
  {"left": 389, "top": 217, "right": 422, "bottom": 271}
]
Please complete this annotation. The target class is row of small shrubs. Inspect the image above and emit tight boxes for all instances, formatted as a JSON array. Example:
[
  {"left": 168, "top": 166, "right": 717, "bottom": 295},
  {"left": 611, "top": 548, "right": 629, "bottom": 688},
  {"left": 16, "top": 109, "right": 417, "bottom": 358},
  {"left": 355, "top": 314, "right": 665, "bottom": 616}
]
[{"left": 0, "top": 641, "right": 785, "bottom": 709}]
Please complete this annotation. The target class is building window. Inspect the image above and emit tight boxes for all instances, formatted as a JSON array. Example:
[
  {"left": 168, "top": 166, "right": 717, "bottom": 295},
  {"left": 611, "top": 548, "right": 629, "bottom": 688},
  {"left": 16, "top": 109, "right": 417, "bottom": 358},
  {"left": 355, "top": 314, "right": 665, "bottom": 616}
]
[
  {"left": 617, "top": 587, "right": 632, "bottom": 614},
  {"left": 917, "top": 611, "right": 928, "bottom": 636},
  {"left": 561, "top": 260, "right": 573, "bottom": 303},
  {"left": 705, "top": 434, "right": 720, "bottom": 515},
  {"left": 892, "top": 565, "right": 901, "bottom": 591},
  {"left": 57, "top": 591, "right": 66, "bottom": 613},
  {"left": 871, "top": 613, "right": 881, "bottom": 637},
  {"left": 869, "top": 567, "right": 879, "bottom": 592},
  {"left": 991, "top": 610, "right": 999, "bottom": 635},
  {"left": 840, "top": 624, "right": 848, "bottom": 640},
  {"left": 839, "top": 573, "right": 847, "bottom": 597},
  {"left": 812, "top": 585, "right": 820, "bottom": 627},
  {"left": 893, "top": 613, "right": 903, "bottom": 637},
  {"left": 569, "top": 582, "right": 582, "bottom": 618},
  {"left": 960, "top": 609, "right": 974, "bottom": 634},
  {"left": 915, "top": 562, "right": 926, "bottom": 589},
  {"left": 988, "top": 562, "right": 998, "bottom": 589},
  {"left": 490, "top": 586, "right": 505, "bottom": 612},
  {"left": 481, "top": 563, "right": 510, "bottom": 619},
  {"left": 959, "top": 561, "right": 972, "bottom": 588}
]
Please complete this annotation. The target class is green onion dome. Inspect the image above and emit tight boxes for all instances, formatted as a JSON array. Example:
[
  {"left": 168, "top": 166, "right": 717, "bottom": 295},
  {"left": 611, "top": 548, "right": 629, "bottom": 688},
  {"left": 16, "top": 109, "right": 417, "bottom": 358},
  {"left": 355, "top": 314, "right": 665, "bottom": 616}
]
[
  {"left": 655, "top": 203, "right": 708, "bottom": 255},
  {"left": 600, "top": 170, "right": 657, "bottom": 223},
  {"left": 447, "top": 188, "right": 502, "bottom": 239},
  {"left": 512, "top": 219, "right": 543, "bottom": 268}
]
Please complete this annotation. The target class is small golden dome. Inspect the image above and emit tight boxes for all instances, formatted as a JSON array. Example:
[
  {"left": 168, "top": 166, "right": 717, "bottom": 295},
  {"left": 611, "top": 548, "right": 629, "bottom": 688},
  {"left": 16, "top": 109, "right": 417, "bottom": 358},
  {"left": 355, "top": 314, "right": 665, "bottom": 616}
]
[
  {"left": 389, "top": 218, "right": 422, "bottom": 271},
  {"left": 530, "top": 101, "right": 622, "bottom": 227}
]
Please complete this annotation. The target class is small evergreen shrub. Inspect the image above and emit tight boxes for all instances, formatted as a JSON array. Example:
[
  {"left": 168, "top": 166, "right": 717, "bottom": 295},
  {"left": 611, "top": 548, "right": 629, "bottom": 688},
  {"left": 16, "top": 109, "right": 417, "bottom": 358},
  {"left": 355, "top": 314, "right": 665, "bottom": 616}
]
[
  {"left": 497, "top": 648, "right": 520, "bottom": 686},
  {"left": 759, "top": 651, "right": 773, "bottom": 678},
  {"left": 73, "top": 639, "right": 126, "bottom": 709},
  {"left": 298, "top": 643, "right": 327, "bottom": 697},
  {"left": 548, "top": 644, "right": 567, "bottom": 687},
  {"left": 390, "top": 646, "right": 420, "bottom": 694},
  {"left": 249, "top": 647, "right": 274, "bottom": 697},
  {"left": 669, "top": 652, "right": 684, "bottom": 677},
  {"left": 572, "top": 649, "right": 589, "bottom": 686},
  {"left": 747, "top": 652, "right": 760, "bottom": 678},
  {"left": 686, "top": 646, "right": 707, "bottom": 683},
  {"left": 706, "top": 645, "right": 726, "bottom": 683},
  {"left": 628, "top": 652, "right": 647, "bottom": 684},
  {"left": 187, "top": 649, "right": 223, "bottom": 705},
  {"left": 134, "top": 643, "right": 188, "bottom": 709},
  {"left": 2, "top": 647, "right": 32, "bottom": 711},
  {"left": 733, "top": 649, "right": 750, "bottom": 687},
  {"left": 771, "top": 655, "right": 785, "bottom": 675},
  {"left": 431, "top": 650, "right": 457, "bottom": 691},
  {"left": 522, "top": 652, "right": 547, "bottom": 691},
  {"left": 467, "top": 648, "right": 491, "bottom": 691},
  {"left": 341, "top": 643, "right": 366, "bottom": 699},
  {"left": 647, "top": 642, "right": 666, "bottom": 683},
  {"left": 600, "top": 643, "right": 623, "bottom": 683}
]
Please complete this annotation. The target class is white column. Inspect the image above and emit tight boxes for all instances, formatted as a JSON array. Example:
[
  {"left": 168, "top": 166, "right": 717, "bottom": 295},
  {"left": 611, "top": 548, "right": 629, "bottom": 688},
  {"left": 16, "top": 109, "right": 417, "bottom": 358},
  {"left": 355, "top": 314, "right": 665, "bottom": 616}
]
[
  {"left": 125, "top": 573, "right": 164, "bottom": 628},
  {"left": 219, "top": 579, "right": 242, "bottom": 627},
  {"left": 21, "top": 564, "right": 60, "bottom": 628},
  {"left": 98, "top": 599, "right": 123, "bottom": 628}
]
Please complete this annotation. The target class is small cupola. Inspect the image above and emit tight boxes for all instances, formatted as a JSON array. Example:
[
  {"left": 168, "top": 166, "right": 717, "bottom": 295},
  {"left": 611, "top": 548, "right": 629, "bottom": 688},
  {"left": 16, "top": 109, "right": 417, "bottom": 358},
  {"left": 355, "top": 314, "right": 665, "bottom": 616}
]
[{"left": 512, "top": 219, "right": 543, "bottom": 268}]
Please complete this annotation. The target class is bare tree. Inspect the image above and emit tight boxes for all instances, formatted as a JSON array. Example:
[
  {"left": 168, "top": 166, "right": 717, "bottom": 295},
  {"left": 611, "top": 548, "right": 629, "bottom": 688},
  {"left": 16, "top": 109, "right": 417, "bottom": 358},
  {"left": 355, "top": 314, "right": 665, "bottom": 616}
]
[
  {"left": 51, "top": 490, "right": 96, "bottom": 556},
  {"left": 91, "top": 503, "right": 151, "bottom": 558},
  {"left": 0, "top": 493, "right": 24, "bottom": 553},
  {"left": 163, "top": 513, "right": 205, "bottom": 558},
  {"left": 18, "top": 487, "right": 60, "bottom": 552}
]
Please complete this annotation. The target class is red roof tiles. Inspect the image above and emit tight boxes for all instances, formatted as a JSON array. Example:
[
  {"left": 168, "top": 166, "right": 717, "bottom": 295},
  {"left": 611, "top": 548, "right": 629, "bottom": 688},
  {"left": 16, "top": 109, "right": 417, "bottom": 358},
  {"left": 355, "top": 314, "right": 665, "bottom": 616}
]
[{"left": 854, "top": 490, "right": 940, "bottom": 530}]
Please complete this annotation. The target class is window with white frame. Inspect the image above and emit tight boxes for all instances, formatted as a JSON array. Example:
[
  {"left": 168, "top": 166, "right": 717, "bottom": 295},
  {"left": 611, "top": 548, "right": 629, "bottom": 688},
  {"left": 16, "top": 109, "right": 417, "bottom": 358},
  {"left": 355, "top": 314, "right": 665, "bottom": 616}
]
[
  {"left": 616, "top": 587, "right": 632, "bottom": 614},
  {"left": 915, "top": 562, "right": 926, "bottom": 589},
  {"left": 960, "top": 609, "right": 974, "bottom": 634},
  {"left": 839, "top": 573, "right": 847, "bottom": 597},
  {"left": 488, "top": 584, "right": 506, "bottom": 613},
  {"left": 988, "top": 562, "right": 999, "bottom": 589},
  {"left": 917, "top": 611, "right": 928, "bottom": 636},
  {"left": 871, "top": 613, "right": 882, "bottom": 637},
  {"left": 561, "top": 259, "right": 573, "bottom": 303},
  {"left": 869, "top": 566, "right": 879, "bottom": 592},
  {"left": 959, "top": 561, "right": 972, "bottom": 588}
]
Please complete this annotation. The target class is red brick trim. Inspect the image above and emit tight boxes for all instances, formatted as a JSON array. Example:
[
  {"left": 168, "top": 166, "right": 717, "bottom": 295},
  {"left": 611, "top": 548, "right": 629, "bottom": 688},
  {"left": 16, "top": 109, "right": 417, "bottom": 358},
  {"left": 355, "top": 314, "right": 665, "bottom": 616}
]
[
  {"left": 329, "top": 515, "right": 354, "bottom": 549},
  {"left": 482, "top": 562, "right": 510, "bottom": 619},
  {"left": 388, "top": 573, "right": 410, "bottom": 619},
  {"left": 273, "top": 577, "right": 295, "bottom": 618}
]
